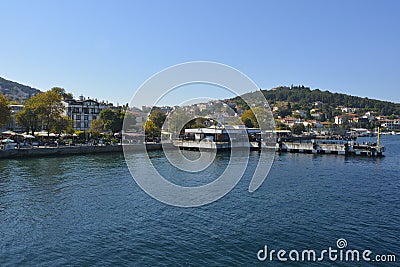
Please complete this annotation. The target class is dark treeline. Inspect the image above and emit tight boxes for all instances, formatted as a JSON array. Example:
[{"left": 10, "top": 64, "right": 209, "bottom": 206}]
[{"left": 232, "top": 86, "right": 400, "bottom": 116}]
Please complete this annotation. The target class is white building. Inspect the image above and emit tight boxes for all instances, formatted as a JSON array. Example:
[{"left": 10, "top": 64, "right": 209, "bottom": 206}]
[
  {"left": 381, "top": 119, "right": 400, "bottom": 130},
  {"left": 292, "top": 110, "right": 307, "bottom": 118},
  {"left": 63, "top": 96, "right": 120, "bottom": 131},
  {"left": 334, "top": 115, "right": 348, "bottom": 125}
]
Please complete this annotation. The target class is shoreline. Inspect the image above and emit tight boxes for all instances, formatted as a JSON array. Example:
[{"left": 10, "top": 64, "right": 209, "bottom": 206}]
[{"left": 0, "top": 144, "right": 163, "bottom": 159}]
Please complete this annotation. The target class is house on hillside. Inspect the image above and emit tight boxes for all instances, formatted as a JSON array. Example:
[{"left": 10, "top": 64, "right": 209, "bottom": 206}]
[
  {"left": 314, "top": 101, "right": 323, "bottom": 107},
  {"left": 334, "top": 115, "right": 348, "bottom": 125}
]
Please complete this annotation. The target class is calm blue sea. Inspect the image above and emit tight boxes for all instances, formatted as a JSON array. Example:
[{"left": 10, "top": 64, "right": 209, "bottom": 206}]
[{"left": 1, "top": 136, "right": 399, "bottom": 266}]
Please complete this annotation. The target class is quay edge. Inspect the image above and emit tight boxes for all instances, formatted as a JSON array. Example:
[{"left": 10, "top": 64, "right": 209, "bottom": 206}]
[{"left": 0, "top": 144, "right": 162, "bottom": 159}]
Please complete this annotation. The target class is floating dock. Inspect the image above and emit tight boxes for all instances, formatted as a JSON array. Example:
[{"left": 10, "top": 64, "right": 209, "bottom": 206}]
[
  {"left": 174, "top": 126, "right": 385, "bottom": 157},
  {"left": 276, "top": 140, "right": 384, "bottom": 157}
]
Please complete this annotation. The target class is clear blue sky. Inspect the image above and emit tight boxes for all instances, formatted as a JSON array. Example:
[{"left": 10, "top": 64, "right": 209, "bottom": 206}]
[{"left": 1, "top": 0, "right": 399, "bottom": 106}]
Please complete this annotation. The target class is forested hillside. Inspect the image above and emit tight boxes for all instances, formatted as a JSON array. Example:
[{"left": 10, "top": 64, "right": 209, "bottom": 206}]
[
  {"left": 0, "top": 77, "right": 41, "bottom": 102},
  {"left": 232, "top": 86, "right": 400, "bottom": 116}
]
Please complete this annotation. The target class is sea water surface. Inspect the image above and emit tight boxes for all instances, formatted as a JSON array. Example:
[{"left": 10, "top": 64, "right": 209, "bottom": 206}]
[{"left": 1, "top": 136, "right": 399, "bottom": 266}]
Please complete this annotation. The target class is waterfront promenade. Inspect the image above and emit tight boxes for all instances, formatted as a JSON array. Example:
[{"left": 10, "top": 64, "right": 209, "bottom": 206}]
[{"left": 0, "top": 143, "right": 162, "bottom": 159}]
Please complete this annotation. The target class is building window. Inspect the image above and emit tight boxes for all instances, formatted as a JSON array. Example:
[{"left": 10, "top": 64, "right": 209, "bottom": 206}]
[
  {"left": 84, "top": 115, "right": 89, "bottom": 121},
  {"left": 84, "top": 122, "right": 89, "bottom": 128},
  {"left": 83, "top": 108, "right": 89, "bottom": 114},
  {"left": 76, "top": 115, "right": 81, "bottom": 120},
  {"left": 92, "top": 115, "right": 97, "bottom": 120}
]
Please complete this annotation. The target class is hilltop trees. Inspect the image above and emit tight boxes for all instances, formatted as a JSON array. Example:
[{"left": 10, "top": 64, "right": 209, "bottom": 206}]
[
  {"left": 0, "top": 93, "right": 11, "bottom": 127},
  {"left": 260, "top": 86, "right": 400, "bottom": 116}
]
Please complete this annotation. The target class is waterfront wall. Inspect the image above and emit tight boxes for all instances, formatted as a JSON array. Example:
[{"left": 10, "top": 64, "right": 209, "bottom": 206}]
[{"left": 0, "top": 144, "right": 162, "bottom": 159}]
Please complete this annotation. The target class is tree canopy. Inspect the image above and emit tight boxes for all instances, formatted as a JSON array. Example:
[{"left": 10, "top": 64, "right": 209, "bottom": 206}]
[
  {"left": 291, "top": 123, "right": 306, "bottom": 135},
  {"left": 144, "top": 119, "right": 159, "bottom": 137},
  {"left": 241, "top": 109, "right": 258, "bottom": 128},
  {"left": 142, "top": 109, "right": 167, "bottom": 137},
  {"left": 50, "top": 87, "right": 73, "bottom": 100},
  {"left": 100, "top": 109, "right": 123, "bottom": 133},
  {"left": 0, "top": 93, "right": 11, "bottom": 127},
  {"left": 16, "top": 89, "right": 65, "bottom": 135},
  {"left": 148, "top": 109, "right": 167, "bottom": 130},
  {"left": 99, "top": 109, "right": 136, "bottom": 133}
]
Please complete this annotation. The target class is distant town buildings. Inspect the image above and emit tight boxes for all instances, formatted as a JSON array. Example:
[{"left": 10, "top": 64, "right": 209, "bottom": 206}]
[{"left": 1, "top": 93, "right": 400, "bottom": 135}]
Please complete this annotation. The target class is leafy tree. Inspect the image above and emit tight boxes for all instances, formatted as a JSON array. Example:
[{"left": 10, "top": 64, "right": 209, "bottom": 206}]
[
  {"left": 38, "top": 90, "right": 65, "bottom": 135},
  {"left": 291, "top": 123, "right": 306, "bottom": 135},
  {"left": 275, "top": 120, "right": 288, "bottom": 130},
  {"left": 89, "top": 119, "right": 104, "bottom": 133},
  {"left": 144, "top": 119, "right": 159, "bottom": 137},
  {"left": 97, "top": 109, "right": 136, "bottom": 134},
  {"left": 0, "top": 93, "right": 11, "bottom": 127},
  {"left": 88, "top": 119, "right": 104, "bottom": 139},
  {"left": 74, "top": 130, "right": 86, "bottom": 141},
  {"left": 52, "top": 116, "right": 73, "bottom": 134},
  {"left": 50, "top": 87, "right": 73, "bottom": 100},
  {"left": 148, "top": 109, "right": 167, "bottom": 129},
  {"left": 241, "top": 109, "right": 258, "bottom": 128},
  {"left": 100, "top": 109, "right": 123, "bottom": 133},
  {"left": 278, "top": 109, "right": 292, "bottom": 118},
  {"left": 180, "top": 117, "right": 210, "bottom": 129},
  {"left": 16, "top": 104, "right": 40, "bottom": 135},
  {"left": 15, "top": 90, "right": 64, "bottom": 135}
]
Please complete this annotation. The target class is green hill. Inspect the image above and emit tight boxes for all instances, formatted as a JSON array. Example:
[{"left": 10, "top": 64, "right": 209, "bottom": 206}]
[
  {"left": 0, "top": 77, "right": 41, "bottom": 103},
  {"left": 231, "top": 85, "right": 400, "bottom": 116}
]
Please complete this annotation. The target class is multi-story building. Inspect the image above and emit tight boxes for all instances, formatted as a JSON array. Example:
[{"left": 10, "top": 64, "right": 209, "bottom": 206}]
[
  {"left": 381, "top": 119, "right": 400, "bottom": 130},
  {"left": 63, "top": 96, "right": 120, "bottom": 131}
]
